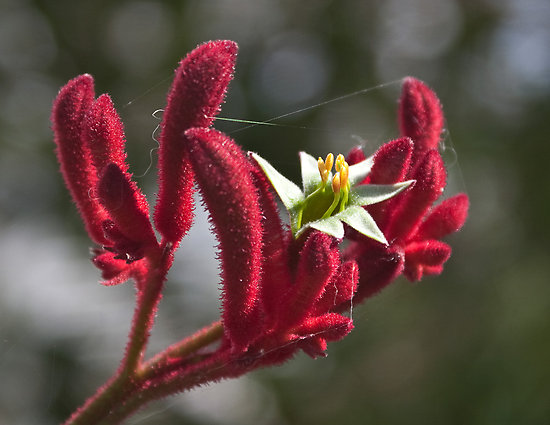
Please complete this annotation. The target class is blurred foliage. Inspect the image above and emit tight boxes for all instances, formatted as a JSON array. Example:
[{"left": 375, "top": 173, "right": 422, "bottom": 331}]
[{"left": 1, "top": 0, "right": 549, "bottom": 424}]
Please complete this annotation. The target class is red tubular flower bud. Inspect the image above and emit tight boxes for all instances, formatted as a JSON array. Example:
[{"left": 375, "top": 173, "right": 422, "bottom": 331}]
[
  {"left": 415, "top": 193, "right": 469, "bottom": 240},
  {"left": 366, "top": 137, "right": 414, "bottom": 185},
  {"left": 345, "top": 145, "right": 366, "bottom": 166},
  {"left": 51, "top": 74, "right": 110, "bottom": 245},
  {"left": 296, "top": 313, "right": 354, "bottom": 341},
  {"left": 364, "top": 137, "right": 414, "bottom": 227},
  {"left": 277, "top": 232, "right": 340, "bottom": 332},
  {"left": 154, "top": 40, "right": 238, "bottom": 244},
  {"left": 91, "top": 249, "right": 146, "bottom": 286},
  {"left": 83, "top": 94, "right": 129, "bottom": 175},
  {"left": 294, "top": 313, "right": 354, "bottom": 358},
  {"left": 344, "top": 240, "right": 405, "bottom": 304},
  {"left": 313, "top": 260, "right": 358, "bottom": 315},
  {"left": 250, "top": 163, "right": 292, "bottom": 329},
  {"left": 298, "top": 336, "right": 328, "bottom": 359},
  {"left": 399, "top": 77, "right": 444, "bottom": 163},
  {"left": 386, "top": 149, "right": 447, "bottom": 243},
  {"left": 403, "top": 240, "right": 451, "bottom": 281},
  {"left": 184, "top": 127, "right": 264, "bottom": 351},
  {"left": 98, "top": 163, "right": 157, "bottom": 251}
]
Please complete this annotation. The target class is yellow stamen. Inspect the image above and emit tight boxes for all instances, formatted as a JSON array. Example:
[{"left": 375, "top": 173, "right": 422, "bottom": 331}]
[
  {"left": 332, "top": 172, "right": 341, "bottom": 193},
  {"left": 340, "top": 159, "right": 349, "bottom": 189},
  {"left": 325, "top": 153, "right": 334, "bottom": 173},
  {"left": 317, "top": 157, "right": 328, "bottom": 184},
  {"left": 317, "top": 153, "right": 335, "bottom": 184}
]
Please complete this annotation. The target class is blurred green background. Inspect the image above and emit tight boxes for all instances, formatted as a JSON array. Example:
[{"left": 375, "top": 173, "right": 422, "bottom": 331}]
[{"left": 1, "top": 0, "right": 549, "bottom": 424}]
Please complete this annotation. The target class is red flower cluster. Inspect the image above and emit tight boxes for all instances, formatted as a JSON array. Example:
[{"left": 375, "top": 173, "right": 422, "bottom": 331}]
[
  {"left": 344, "top": 78, "right": 469, "bottom": 303},
  {"left": 52, "top": 40, "right": 468, "bottom": 421}
]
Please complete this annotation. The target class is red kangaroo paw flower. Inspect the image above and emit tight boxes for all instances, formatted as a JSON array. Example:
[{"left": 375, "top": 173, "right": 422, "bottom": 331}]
[
  {"left": 83, "top": 94, "right": 129, "bottom": 175},
  {"left": 298, "top": 336, "right": 328, "bottom": 359},
  {"left": 294, "top": 313, "right": 354, "bottom": 358},
  {"left": 403, "top": 240, "right": 452, "bottom": 281},
  {"left": 364, "top": 137, "right": 414, "bottom": 227},
  {"left": 314, "top": 260, "right": 358, "bottom": 315},
  {"left": 91, "top": 249, "right": 147, "bottom": 286},
  {"left": 365, "top": 137, "right": 414, "bottom": 185},
  {"left": 277, "top": 231, "right": 340, "bottom": 332},
  {"left": 346, "top": 145, "right": 367, "bottom": 165},
  {"left": 399, "top": 77, "right": 444, "bottom": 163},
  {"left": 415, "top": 193, "right": 469, "bottom": 240},
  {"left": 98, "top": 164, "right": 157, "bottom": 255},
  {"left": 154, "top": 40, "right": 238, "bottom": 244},
  {"left": 386, "top": 149, "right": 447, "bottom": 243},
  {"left": 184, "top": 127, "right": 263, "bottom": 351},
  {"left": 296, "top": 313, "right": 354, "bottom": 341},
  {"left": 51, "top": 74, "right": 110, "bottom": 245},
  {"left": 345, "top": 240, "right": 405, "bottom": 303},
  {"left": 250, "top": 163, "right": 292, "bottom": 329}
]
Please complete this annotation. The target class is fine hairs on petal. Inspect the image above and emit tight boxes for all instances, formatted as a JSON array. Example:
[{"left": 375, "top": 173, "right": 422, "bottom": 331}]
[
  {"left": 399, "top": 77, "right": 444, "bottom": 162},
  {"left": 98, "top": 163, "right": 157, "bottom": 249},
  {"left": 404, "top": 240, "right": 452, "bottom": 281},
  {"left": 83, "top": 93, "right": 129, "bottom": 175},
  {"left": 415, "top": 193, "right": 469, "bottom": 240},
  {"left": 51, "top": 74, "right": 110, "bottom": 245},
  {"left": 184, "top": 127, "right": 264, "bottom": 351},
  {"left": 154, "top": 40, "right": 238, "bottom": 244},
  {"left": 276, "top": 231, "right": 340, "bottom": 332},
  {"left": 385, "top": 149, "right": 447, "bottom": 243}
]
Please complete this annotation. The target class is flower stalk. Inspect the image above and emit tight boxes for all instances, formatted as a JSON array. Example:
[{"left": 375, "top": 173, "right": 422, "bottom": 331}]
[{"left": 51, "top": 40, "right": 468, "bottom": 424}]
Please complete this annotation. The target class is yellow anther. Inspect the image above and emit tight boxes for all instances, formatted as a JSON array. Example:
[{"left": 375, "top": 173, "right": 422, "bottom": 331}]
[
  {"left": 325, "top": 153, "right": 334, "bottom": 173},
  {"left": 317, "top": 157, "right": 328, "bottom": 183},
  {"left": 340, "top": 160, "right": 349, "bottom": 188},
  {"left": 332, "top": 172, "right": 341, "bottom": 193},
  {"left": 335, "top": 154, "right": 346, "bottom": 172},
  {"left": 318, "top": 153, "right": 335, "bottom": 184}
]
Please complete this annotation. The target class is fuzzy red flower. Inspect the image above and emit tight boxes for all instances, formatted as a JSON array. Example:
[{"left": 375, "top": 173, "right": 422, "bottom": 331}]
[{"left": 53, "top": 44, "right": 468, "bottom": 425}]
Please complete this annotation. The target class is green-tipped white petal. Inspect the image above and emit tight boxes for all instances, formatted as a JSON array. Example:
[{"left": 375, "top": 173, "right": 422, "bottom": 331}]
[
  {"left": 336, "top": 206, "right": 388, "bottom": 244},
  {"left": 348, "top": 156, "right": 374, "bottom": 186},
  {"left": 251, "top": 152, "right": 305, "bottom": 211},
  {"left": 299, "top": 151, "right": 322, "bottom": 196},
  {"left": 350, "top": 180, "right": 414, "bottom": 206}
]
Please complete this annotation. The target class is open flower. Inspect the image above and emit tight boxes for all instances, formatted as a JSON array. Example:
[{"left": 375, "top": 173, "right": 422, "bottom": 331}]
[{"left": 251, "top": 151, "right": 413, "bottom": 242}]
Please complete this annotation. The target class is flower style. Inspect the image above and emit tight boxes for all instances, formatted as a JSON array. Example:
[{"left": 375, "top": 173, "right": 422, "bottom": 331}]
[{"left": 51, "top": 41, "right": 468, "bottom": 424}]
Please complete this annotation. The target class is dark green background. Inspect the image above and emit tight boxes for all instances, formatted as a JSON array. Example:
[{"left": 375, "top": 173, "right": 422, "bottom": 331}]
[{"left": 1, "top": 0, "right": 549, "bottom": 424}]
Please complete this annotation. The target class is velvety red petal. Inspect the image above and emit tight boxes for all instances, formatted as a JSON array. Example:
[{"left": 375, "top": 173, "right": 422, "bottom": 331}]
[
  {"left": 295, "top": 313, "right": 354, "bottom": 341},
  {"left": 154, "top": 40, "right": 238, "bottom": 244},
  {"left": 399, "top": 77, "right": 444, "bottom": 164},
  {"left": 364, "top": 137, "right": 414, "bottom": 228},
  {"left": 83, "top": 94, "right": 129, "bottom": 175},
  {"left": 276, "top": 231, "right": 340, "bottom": 332},
  {"left": 184, "top": 127, "right": 263, "bottom": 351},
  {"left": 346, "top": 145, "right": 366, "bottom": 165},
  {"left": 298, "top": 336, "right": 328, "bottom": 359},
  {"left": 313, "top": 260, "right": 358, "bottom": 315},
  {"left": 403, "top": 240, "right": 451, "bottom": 281},
  {"left": 250, "top": 162, "right": 293, "bottom": 330},
  {"left": 98, "top": 164, "right": 157, "bottom": 250},
  {"left": 344, "top": 239, "right": 405, "bottom": 304},
  {"left": 415, "top": 193, "right": 469, "bottom": 240},
  {"left": 386, "top": 149, "right": 447, "bottom": 243},
  {"left": 51, "top": 74, "right": 110, "bottom": 245},
  {"left": 91, "top": 249, "right": 133, "bottom": 285},
  {"left": 365, "top": 137, "right": 414, "bottom": 185}
]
